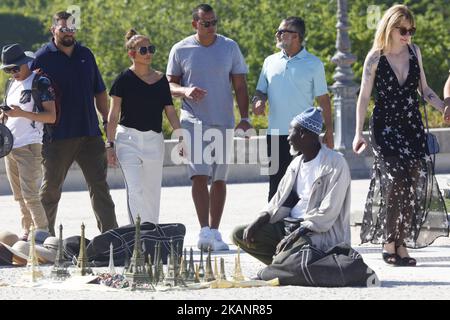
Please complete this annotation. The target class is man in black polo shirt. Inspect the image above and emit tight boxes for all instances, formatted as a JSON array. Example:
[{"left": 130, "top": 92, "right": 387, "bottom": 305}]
[{"left": 31, "top": 11, "right": 118, "bottom": 235}]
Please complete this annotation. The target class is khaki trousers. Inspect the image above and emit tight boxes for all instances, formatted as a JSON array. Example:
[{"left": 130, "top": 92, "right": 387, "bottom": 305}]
[{"left": 5, "top": 143, "right": 48, "bottom": 234}]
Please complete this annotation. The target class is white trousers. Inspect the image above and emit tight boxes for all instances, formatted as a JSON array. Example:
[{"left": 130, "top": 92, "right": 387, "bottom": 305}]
[{"left": 115, "top": 125, "right": 164, "bottom": 224}]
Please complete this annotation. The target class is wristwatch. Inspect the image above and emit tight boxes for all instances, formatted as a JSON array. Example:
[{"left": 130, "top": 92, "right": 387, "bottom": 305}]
[
  {"left": 240, "top": 117, "right": 251, "bottom": 124},
  {"left": 105, "top": 141, "right": 115, "bottom": 149},
  {"left": 251, "top": 96, "right": 260, "bottom": 104}
]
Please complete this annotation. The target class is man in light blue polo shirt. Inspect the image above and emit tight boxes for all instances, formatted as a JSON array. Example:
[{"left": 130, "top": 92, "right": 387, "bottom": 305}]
[{"left": 252, "top": 16, "right": 334, "bottom": 201}]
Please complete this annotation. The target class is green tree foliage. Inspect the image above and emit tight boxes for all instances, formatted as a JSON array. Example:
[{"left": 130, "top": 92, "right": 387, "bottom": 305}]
[
  {"left": 0, "top": 13, "right": 47, "bottom": 50},
  {"left": 1, "top": 0, "right": 449, "bottom": 136}
]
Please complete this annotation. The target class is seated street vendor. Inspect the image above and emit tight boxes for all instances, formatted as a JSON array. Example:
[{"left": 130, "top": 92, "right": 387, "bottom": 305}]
[{"left": 232, "top": 107, "right": 351, "bottom": 265}]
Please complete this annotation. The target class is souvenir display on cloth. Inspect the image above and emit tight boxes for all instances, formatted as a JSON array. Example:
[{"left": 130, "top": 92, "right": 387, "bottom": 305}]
[
  {"left": 23, "top": 225, "right": 43, "bottom": 282},
  {"left": 74, "top": 223, "right": 92, "bottom": 276},
  {"left": 124, "top": 216, "right": 154, "bottom": 290},
  {"left": 0, "top": 222, "right": 279, "bottom": 291},
  {"left": 51, "top": 224, "right": 70, "bottom": 280}
]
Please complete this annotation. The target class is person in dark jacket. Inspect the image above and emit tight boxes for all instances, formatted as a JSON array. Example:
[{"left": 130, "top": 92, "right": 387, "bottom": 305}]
[{"left": 31, "top": 11, "right": 117, "bottom": 235}]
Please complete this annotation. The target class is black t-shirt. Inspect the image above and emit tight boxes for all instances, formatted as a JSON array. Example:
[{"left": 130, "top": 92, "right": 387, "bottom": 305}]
[{"left": 109, "top": 69, "right": 173, "bottom": 132}]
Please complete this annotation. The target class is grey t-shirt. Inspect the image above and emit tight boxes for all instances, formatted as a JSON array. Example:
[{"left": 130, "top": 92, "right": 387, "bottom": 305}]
[{"left": 167, "top": 34, "right": 248, "bottom": 128}]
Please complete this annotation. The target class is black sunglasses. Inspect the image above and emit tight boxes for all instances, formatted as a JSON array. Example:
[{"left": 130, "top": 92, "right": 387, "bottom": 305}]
[
  {"left": 396, "top": 26, "right": 416, "bottom": 36},
  {"left": 138, "top": 45, "right": 156, "bottom": 55},
  {"left": 3, "top": 65, "right": 20, "bottom": 74},
  {"left": 58, "top": 26, "right": 77, "bottom": 33},
  {"left": 198, "top": 19, "right": 218, "bottom": 28},
  {"left": 276, "top": 29, "right": 297, "bottom": 36}
]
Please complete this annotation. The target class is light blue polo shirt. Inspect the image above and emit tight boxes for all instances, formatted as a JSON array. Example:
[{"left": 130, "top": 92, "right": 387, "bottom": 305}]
[{"left": 256, "top": 48, "right": 328, "bottom": 135}]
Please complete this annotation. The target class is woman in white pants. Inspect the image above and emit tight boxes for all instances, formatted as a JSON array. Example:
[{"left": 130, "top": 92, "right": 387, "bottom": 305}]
[{"left": 107, "top": 29, "right": 183, "bottom": 224}]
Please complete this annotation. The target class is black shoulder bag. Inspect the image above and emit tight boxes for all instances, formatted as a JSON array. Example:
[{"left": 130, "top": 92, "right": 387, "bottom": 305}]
[
  {"left": 410, "top": 45, "right": 440, "bottom": 163},
  {"left": 0, "top": 79, "right": 14, "bottom": 158}
]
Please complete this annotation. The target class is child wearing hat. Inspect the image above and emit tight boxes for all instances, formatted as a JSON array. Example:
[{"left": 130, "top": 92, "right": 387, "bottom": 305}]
[{"left": 0, "top": 44, "right": 56, "bottom": 240}]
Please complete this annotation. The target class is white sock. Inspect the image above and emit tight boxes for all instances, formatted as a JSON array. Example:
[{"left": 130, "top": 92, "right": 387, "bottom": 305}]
[{"left": 200, "top": 226, "right": 211, "bottom": 233}]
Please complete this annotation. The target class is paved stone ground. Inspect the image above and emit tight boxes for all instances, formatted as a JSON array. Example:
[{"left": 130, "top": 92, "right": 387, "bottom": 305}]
[{"left": 0, "top": 176, "right": 450, "bottom": 300}]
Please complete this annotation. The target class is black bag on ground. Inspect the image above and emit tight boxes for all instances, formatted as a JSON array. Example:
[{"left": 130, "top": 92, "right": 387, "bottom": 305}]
[
  {"left": 258, "top": 243, "right": 378, "bottom": 287},
  {"left": 63, "top": 222, "right": 186, "bottom": 267}
]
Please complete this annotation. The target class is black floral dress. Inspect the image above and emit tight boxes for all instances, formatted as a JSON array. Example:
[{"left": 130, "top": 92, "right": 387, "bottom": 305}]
[{"left": 360, "top": 45, "right": 449, "bottom": 248}]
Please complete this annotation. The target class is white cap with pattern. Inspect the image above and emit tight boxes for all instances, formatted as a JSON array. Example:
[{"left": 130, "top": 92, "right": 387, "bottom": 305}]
[{"left": 292, "top": 107, "right": 323, "bottom": 135}]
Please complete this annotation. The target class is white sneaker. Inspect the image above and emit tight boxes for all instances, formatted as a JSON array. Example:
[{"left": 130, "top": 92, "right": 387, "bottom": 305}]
[
  {"left": 210, "top": 229, "right": 229, "bottom": 251},
  {"left": 197, "top": 227, "right": 213, "bottom": 251}
]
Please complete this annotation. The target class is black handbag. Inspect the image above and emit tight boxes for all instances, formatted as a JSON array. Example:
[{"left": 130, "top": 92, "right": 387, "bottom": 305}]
[
  {"left": 411, "top": 44, "right": 440, "bottom": 156},
  {"left": 426, "top": 132, "right": 440, "bottom": 155}
]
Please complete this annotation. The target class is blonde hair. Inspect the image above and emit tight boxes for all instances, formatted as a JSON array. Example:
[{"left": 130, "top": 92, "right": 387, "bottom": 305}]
[
  {"left": 372, "top": 5, "right": 415, "bottom": 52},
  {"left": 124, "top": 29, "right": 149, "bottom": 50}
]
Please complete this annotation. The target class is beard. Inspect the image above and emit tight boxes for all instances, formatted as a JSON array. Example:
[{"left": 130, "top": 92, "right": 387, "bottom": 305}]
[
  {"left": 289, "top": 145, "right": 300, "bottom": 156},
  {"left": 61, "top": 37, "right": 75, "bottom": 47},
  {"left": 276, "top": 39, "right": 291, "bottom": 51},
  {"left": 276, "top": 41, "right": 285, "bottom": 50}
]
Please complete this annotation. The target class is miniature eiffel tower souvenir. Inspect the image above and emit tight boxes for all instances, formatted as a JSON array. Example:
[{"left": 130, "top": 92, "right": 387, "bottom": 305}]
[
  {"left": 198, "top": 245, "right": 205, "bottom": 280},
  {"left": 232, "top": 246, "right": 245, "bottom": 282},
  {"left": 209, "top": 256, "right": 235, "bottom": 288},
  {"left": 164, "top": 239, "right": 185, "bottom": 287},
  {"left": 51, "top": 224, "right": 70, "bottom": 280},
  {"left": 179, "top": 256, "right": 187, "bottom": 282},
  {"left": 186, "top": 247, "right": 196, "bottom": 282},
  {"left": 166, "top": 252, "right": 173, "bottom": 278},
  {"left": 153, "top": 241, "right": 164, "bottom": 284},
  {"left": 147, "top": 254, "right": 153, "bottom": 282},
  {"left": 124, "top": 216, "right": 152, "bottom": 288},
  {"left": 144, "top": 263, "right": 154, "bottom": 288},
  {"left": 122, "top": 245, "right": 130, "bottom": 274},
  {"left": 204, "top": 248, "right": 215, "bottom": 282},
  {"left": 158, "top": 253, "right": 165, "bottom": 283},
  {"left": 176, "top": 242, "right": 181, "bottom": 264},
  {"left": 74, "top": 223, "right": 92, "bottom": 276},
  {"left": 24, "top": 225, "right": 43, "bottom": 282},
  {"left": 214, "top": 257, "right": 219, "bottom": 279},
  {"left": 180, "top": 248, "right": 188, "bottom": 280},
  {"left": 219, "top": 257, "right": 227, "bottom": 280},
  {"left": 194, "top": 264, "right": 200, "bottom": 283},
  {"left": 108, "top": 243, "right": 116, "bottom": 275}
]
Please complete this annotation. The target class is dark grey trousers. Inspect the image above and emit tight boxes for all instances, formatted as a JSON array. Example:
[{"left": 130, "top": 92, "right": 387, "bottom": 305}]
[
  {"left": 232, "top": 221, "right": 310, "bottom": 265},
  {"left": 40, "top": 136, "right": 118, "bottom": 235}
]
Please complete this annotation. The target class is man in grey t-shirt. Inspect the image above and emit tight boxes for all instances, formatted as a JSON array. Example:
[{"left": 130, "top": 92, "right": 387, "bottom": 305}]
[{"left": 167, "top": 3, "right": 251, "bottom": 251}]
